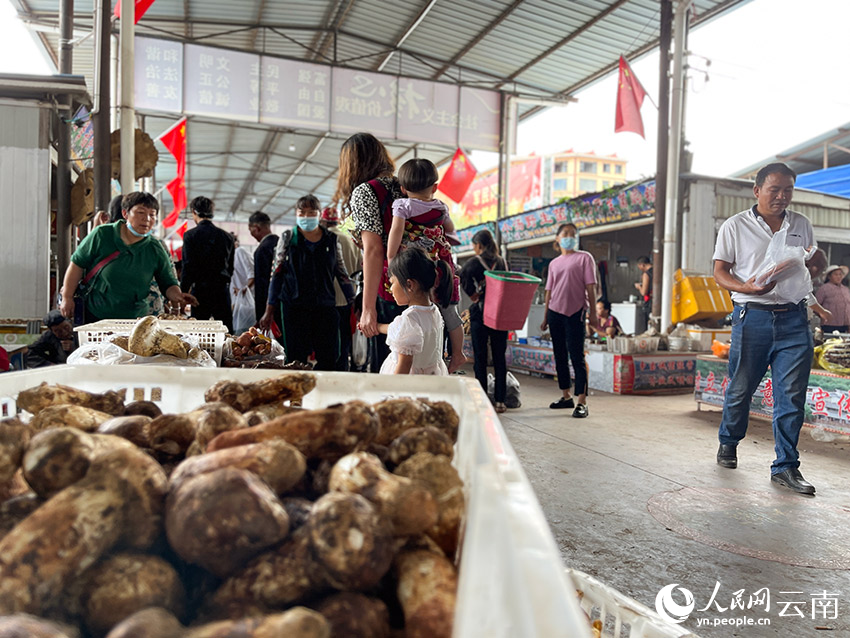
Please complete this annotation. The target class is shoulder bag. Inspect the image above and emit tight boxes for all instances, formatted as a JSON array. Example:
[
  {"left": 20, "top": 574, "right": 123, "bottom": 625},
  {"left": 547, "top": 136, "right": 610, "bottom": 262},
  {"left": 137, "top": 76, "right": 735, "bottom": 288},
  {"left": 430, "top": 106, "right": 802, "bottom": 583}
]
[{"left": 72, "top": 250, "right": 121, "bottom": 324}]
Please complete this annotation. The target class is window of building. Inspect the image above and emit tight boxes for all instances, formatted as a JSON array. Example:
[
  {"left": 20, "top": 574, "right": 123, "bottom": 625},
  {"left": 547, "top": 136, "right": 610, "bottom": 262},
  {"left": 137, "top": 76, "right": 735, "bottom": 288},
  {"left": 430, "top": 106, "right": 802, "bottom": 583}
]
[
  {"left": 603, "top": 163, "right": 611, "bottom": 173},
  {"left": 580, "top": 161, "right": 596, "bottom": 173},
  {"left": 615, "top": 164, "right": 623, "bottom": 174},
  {"left": 553, "top": 178, "right": 568, "bottom": 191},
  {"left": 554, "top": 161, "right": 568, "bottom": 173},
  {"left": 579, "top": 178, "right": 597, "bottom": 192},
  {"left": 603, "top": 181, "right": 611, "bottom": 188}
]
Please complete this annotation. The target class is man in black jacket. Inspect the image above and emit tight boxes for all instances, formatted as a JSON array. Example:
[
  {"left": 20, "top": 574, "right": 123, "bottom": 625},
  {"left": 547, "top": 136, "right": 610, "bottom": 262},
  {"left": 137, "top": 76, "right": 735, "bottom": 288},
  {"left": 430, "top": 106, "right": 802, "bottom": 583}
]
[
  {"left": 181, "top": 196, "right": 235, "bottom": 332},
  {"left": 248, "top": 210, "right": 279, "bottom": 332}
]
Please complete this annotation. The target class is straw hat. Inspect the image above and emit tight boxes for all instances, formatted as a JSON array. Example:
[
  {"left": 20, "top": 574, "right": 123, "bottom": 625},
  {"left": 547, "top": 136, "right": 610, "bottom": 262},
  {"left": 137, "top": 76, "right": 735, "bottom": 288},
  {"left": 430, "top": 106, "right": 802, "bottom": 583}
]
[{"left": 824, "top": 265, "right": 849, "bottom": 280}]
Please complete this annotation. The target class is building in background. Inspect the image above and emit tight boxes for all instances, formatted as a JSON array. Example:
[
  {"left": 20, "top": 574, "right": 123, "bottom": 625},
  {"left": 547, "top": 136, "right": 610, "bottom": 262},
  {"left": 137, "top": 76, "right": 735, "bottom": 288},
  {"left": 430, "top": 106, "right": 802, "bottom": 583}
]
[
  {"left": 445, "top": 150, "right": 628, "bottom": 231},
  {"left": 548, "top": 150, "right": 628, "bottom": 202}
]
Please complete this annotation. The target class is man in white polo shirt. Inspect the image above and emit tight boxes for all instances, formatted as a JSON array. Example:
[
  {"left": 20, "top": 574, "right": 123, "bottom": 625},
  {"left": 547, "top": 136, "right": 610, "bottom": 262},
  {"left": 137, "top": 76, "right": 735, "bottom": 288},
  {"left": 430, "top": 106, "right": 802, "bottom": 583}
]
[{"left": 712, "top": 162, "right": 817, "bottom": 495}]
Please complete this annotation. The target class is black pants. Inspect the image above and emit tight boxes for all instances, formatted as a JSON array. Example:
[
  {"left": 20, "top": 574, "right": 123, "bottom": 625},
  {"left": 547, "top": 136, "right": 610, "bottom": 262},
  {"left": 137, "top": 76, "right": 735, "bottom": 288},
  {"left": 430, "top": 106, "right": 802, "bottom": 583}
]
[
  {"left": 548, "top": 308, "right": 588, "bottom": 396},
  {"left": 191, "top": 282, "right": 233, "bottom": 333},
  {"left": 336, "top": 304, "right": 353, "bottom": 371},
  {"left": 470, "top": 318, "right": 508, "bottom": 403},
  {"left": 281, "top": 303, "right": 339, "bottom": 371},
  {"left": 368, "top": 298, "right": 404, "bottom": 373},
  {"left": 822, "top": 324, "right": 848, "bottom": 333}
]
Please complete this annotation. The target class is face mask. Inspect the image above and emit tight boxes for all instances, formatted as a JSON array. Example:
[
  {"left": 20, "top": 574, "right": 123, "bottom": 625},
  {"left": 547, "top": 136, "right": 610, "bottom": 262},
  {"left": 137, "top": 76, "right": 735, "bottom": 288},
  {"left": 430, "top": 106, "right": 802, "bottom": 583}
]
[
  {"left": 559, "top": 236, "right": 579, "bottom": 251},
  {"left": 296, "top": 217, "right": 319, "bottom": 232},
  {"left": 125, "top": 220, "right": 153, "bottom": 238}
]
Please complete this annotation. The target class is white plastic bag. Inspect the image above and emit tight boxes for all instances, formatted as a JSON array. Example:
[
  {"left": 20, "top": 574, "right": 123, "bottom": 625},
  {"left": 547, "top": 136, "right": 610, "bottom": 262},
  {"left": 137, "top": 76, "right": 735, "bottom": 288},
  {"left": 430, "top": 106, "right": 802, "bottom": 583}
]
[
  {"left": 487, "top": 371, "right": 522, "bottom": 408},
  {"left": 67, "top": 339, "right": 216, "bottom": 367},
  {"left": 351, "top": 330, "right": 369, "bottom": 370},
  {"left": 753, "top": 228, "right": 812, "bottom": 302},
  {"left": 231, "top": 287, "right": 256, "bottom": 335}
]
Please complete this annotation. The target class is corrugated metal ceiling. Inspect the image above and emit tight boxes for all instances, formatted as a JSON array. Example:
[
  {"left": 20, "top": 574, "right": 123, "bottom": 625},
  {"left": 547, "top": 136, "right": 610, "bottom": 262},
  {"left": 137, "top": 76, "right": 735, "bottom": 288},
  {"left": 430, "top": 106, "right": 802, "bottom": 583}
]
[{"left": 12, "top": 0, "right": 750, "bottom": 223}]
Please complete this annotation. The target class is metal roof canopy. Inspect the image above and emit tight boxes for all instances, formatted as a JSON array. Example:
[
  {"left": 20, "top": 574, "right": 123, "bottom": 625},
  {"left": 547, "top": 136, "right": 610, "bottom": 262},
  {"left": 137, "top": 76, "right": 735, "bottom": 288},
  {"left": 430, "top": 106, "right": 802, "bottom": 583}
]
[
  {"left": 734, "top": 121, "right": 850, "bottom": 180},
  {"left": 13, "top": 0, "right": 748, "bottom": 224}
]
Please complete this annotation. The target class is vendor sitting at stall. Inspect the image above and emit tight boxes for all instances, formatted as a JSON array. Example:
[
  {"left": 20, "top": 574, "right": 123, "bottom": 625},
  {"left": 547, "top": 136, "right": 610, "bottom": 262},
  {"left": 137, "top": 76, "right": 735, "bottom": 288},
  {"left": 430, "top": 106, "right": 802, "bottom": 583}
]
[
  {"left": 816, "top": 265, "right": 850, "bottom": 333},
  {"left": 587, "top": 298, "right": 622, "bottom": 338},
  {"left": 27, "top": 310, "right": 75, "bottom": 368}
]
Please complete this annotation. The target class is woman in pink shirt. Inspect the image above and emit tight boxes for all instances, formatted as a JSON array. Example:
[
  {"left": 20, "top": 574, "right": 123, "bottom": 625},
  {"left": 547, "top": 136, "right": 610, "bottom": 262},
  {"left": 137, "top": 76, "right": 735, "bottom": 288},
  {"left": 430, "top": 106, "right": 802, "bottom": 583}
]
[
  {"left": 540, "top": 223, "right": 598, "bottom": 418},
  {"left": 815, "top": 265, "right": 850, "bottom": 333}
]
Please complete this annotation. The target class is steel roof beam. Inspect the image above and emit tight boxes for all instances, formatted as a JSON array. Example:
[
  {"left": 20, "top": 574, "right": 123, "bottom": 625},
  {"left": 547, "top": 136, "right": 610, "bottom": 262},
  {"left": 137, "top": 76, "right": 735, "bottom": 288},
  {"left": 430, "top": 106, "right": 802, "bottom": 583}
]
[
  {"left": 11, "top": 0, "right": 59, "bottom": 68},
  {"left": 230, "top": 129, "right": 282, "bottom": 213},
  {"left": 264, "top": 132, "right": 330, "bottom": 221},
  {"left": 21, "top": 8, "right": 555, "bottom": 95},
  {"left": 376, "top": 0, "right": 437, "bottom": 73},
  {"left": 430, "top": 0, "right": 524, "bottom": 80},
  {"left": 519, "top": 0, "right": 750, "bottom": 120},
  {"left": 211, "top": 125, "right": 237, "bottom": 201},
  {"left": 502, "top": 0, "right": 630, "bottom": 86},
  {"left": 313, "top": 0, "right": 355, "bottom": 63}
]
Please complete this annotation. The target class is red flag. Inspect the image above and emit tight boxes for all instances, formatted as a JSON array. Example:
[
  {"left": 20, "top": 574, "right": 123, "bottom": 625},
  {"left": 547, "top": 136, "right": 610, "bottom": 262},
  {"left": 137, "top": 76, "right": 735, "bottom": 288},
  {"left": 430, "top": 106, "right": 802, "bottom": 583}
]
[
  {"left": 438, "top": 148, "right": 478, "bottom": 202},
  {"left": 158, "top": 117, "right": 187, "bottom": 178},
  {"left": 615, "top": 56, "right": 647, "bottom": 138},
  {"left": 163, "top": 176, "right": 186, "bottom": 228},
  {"left": 176, "top": 221, "right": 188, "bottom": 238},
  {"left": 113, "top": 0, "right": 157, "bottom": 24}
]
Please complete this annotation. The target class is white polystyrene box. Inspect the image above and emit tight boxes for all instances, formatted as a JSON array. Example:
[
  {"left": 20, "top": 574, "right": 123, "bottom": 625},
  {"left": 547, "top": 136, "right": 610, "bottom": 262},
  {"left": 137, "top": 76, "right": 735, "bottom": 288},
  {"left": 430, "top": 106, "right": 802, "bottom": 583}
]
[{"left": 0, "top": 366, "right": 591, "bottom": 638}]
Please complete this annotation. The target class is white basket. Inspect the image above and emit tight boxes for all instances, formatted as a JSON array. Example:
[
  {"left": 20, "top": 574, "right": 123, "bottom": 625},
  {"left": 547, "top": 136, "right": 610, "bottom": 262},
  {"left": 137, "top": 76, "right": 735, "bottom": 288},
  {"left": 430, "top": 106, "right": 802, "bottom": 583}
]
[
  {"left": 568, "top": 569, "right": 701, "bottom": 638},
  {"left": 74, "top": 319, "right": 228, "bottom": 365},
  {"left": 0, "top": 367, "right": 591, "bottom": 638},
  {"left": 634, "top": 336, "right": 660, "bottom": 353},
  {"left": 608, "top": 336, "right": 636, "bottom": 354}
]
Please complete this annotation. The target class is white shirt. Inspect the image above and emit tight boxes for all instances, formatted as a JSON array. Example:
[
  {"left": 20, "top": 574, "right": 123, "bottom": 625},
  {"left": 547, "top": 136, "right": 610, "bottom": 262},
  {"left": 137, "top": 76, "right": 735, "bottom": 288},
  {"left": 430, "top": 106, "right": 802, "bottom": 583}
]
[
  {"left": 713, "top": 206, "right": 815, "bottom": 305},
  {"left": 379, "top": 304, "right": 448, "bottom": 376}
]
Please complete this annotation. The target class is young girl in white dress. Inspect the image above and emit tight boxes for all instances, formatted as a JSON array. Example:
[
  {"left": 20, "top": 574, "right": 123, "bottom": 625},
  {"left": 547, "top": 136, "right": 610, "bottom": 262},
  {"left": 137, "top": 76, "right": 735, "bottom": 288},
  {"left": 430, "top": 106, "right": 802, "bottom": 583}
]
[{"left": 379, "top": 247, "right": 451, "bottom": 375}]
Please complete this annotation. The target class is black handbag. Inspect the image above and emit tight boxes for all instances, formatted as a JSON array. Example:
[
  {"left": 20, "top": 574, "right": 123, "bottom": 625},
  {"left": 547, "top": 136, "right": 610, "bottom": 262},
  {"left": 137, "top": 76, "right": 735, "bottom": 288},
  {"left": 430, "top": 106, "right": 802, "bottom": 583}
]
[{"left": 71, "top": 250, "right": 121, "bottom": 325}]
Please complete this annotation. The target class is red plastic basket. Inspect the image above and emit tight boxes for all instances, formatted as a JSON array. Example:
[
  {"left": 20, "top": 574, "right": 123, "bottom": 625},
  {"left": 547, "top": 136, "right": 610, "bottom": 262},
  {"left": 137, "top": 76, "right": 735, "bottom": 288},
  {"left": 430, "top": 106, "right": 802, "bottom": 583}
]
[{"left": 482, "top": 270, "right": 542, "bottom": 330}]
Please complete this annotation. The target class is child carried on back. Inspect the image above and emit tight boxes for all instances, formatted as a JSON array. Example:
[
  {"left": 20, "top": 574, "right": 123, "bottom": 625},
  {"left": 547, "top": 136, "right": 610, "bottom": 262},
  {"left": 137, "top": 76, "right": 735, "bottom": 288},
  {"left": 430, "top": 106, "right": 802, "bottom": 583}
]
[{"left": 387, "top": 158, "right": 466, "bottom": 373}]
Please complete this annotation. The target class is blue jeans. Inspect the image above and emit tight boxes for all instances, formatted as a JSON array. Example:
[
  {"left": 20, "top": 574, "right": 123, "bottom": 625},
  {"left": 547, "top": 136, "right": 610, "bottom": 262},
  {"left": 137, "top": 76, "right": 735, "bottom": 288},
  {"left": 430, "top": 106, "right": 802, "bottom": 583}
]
[{"left": 718, "top": 303, "right": 813, "bottom": 474}]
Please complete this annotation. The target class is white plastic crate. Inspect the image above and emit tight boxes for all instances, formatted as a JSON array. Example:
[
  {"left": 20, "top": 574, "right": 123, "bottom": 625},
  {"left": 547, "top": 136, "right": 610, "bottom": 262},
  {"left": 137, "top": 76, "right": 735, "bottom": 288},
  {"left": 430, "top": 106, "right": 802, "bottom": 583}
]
[
  {"left": 608, "top": 336, "right": 636, "bottom": 354},
  {"left": 686, "top": 327, "right": 731, "bottom": 352},
  {"left": 0, "top": 366, "right": 592, "bottom": 638},
  {"left": 568, "top": 569, "right": 701, "bottom": 638},
  {"left": 634, "top": 336, "right": 660, "bottom": 354},
  {"left": 74, "top": 319, "right": 228, "bottom": 365}
]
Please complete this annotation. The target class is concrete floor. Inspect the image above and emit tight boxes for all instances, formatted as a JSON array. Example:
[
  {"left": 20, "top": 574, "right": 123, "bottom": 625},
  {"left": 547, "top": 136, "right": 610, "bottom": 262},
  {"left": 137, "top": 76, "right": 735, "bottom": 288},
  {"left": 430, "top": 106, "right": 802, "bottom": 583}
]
[{"left": 483, "top": 368, "right": 850, "bottom": 638}]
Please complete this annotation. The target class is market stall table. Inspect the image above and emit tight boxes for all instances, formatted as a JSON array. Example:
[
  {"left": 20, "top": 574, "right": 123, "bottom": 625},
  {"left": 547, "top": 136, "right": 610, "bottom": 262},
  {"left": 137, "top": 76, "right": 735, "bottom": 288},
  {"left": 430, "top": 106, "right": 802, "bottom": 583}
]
[
  {"left": 506, "top": 338, "right": 699, "bottom": 395},
  {"left": 694, "top": 354, "right": 850, "bottom": 437}
]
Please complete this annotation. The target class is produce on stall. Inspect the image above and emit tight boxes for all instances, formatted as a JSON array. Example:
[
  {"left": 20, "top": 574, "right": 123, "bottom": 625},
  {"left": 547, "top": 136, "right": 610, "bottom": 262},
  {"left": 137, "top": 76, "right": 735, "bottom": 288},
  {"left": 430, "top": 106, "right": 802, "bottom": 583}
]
[
  {"left": 815, "top": 337, "right": 850, "bottom": 375},
  {"left": 72, "top": 318, "right": 227, "bottom": 367},
  {"left": 222, "top": 327, "right": 287, "bottom": 370},
  {"left": 0, "top": 366, "right": 597, "bottom": 637},
  {"left": 0, "top": 372, "right": 465, "bottom": 637}
]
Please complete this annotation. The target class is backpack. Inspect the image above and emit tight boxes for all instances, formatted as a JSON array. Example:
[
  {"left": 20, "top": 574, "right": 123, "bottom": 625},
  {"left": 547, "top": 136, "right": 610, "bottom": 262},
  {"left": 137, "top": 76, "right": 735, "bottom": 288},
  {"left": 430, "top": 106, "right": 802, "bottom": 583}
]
[
  {"left": 368, "top": 178, "right": 402, "bottom": 303},
  {"left": 475, "top": 254, "right": 506, "bottom": 305}
]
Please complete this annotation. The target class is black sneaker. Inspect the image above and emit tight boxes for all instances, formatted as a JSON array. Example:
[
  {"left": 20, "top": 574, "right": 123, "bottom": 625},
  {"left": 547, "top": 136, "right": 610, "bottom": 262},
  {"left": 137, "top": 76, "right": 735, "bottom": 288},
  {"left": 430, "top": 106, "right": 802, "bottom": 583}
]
[
  {"left": 550, "top": 397, "right": 575, "bottom": 409},
  {"left": 572, "top": 404, "right": 589, "bottom": 418}
]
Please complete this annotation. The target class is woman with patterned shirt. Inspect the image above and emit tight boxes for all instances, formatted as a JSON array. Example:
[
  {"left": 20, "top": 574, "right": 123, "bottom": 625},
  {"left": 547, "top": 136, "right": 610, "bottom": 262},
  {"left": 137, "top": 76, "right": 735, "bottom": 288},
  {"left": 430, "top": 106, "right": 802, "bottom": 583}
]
[{"left": 333, "top": 132, "right": 406, "bottom": 371}]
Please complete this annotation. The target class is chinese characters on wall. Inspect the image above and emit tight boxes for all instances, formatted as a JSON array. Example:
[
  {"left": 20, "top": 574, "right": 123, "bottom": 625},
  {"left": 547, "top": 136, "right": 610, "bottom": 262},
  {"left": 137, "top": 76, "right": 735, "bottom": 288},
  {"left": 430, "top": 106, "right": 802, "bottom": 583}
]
[{"left": 134, "top": 36, "right": 500, "bottom": 151}]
